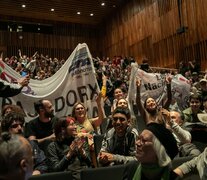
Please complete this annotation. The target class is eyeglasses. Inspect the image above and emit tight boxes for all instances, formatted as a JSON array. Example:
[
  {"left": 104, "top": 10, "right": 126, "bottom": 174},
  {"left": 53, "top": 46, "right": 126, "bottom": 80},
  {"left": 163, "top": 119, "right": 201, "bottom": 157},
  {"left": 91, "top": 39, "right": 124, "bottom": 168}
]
[
  {"left": 10, "top": 123, "right": 24, "bottom": 129},
  {"left": 113, "top": 117, "right": 127, "bottom": 122}
]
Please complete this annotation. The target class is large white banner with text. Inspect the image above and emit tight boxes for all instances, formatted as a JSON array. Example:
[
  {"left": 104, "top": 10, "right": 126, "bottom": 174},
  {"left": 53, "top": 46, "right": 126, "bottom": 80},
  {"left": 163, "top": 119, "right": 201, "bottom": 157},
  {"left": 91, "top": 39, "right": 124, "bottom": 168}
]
[
  {"left": 0, "top": 43, "right": 100, "bottom": 122},
  {"left": 128, "top": 63, "right": 191, "bottom": 111}
]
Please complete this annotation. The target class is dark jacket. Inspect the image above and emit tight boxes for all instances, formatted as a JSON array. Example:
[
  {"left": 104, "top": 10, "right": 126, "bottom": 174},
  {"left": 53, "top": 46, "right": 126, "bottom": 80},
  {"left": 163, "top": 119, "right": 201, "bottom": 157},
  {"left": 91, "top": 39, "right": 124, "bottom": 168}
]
[
  {"left": 47, "top": 137, "right": 91, "bottom": 179},
  {"left": 100, "top": 127, "right": 138, "bottom": 165},
  {"left": 0, "top": 79, "right": 22, "bottom": 97},
  {"left": 30, "top": 140, "right": 48, "bottom": 173}
]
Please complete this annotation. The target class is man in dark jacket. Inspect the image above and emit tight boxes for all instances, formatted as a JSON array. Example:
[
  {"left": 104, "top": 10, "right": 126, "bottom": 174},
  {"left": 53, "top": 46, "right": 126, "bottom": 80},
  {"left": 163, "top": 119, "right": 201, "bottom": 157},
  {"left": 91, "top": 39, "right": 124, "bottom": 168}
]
[
  {"left": 1, "top": 112, "right": 48, "bottom": 175},
  {"left": 98, "top": 107, "right": 138, "bottom": 166}
]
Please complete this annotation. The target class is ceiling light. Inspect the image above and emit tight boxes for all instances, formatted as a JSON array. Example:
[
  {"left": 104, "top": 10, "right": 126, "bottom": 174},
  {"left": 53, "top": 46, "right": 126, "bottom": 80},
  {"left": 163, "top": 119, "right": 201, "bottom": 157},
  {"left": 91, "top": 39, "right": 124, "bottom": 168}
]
[
  {"left": 90, "top": 13, "right": 94, "bottom": 16},
  {"left": 51, "top": 8, "right": 55, "bottom": 12},
  {"left": 22, "top": 4, "right": 26, "bottom": 8},
  {"left": 101, "top": 2, "right": 105, "bottom": 6},
  {"left": 77, "top": 12, "right": 81, "bottom": 15}
]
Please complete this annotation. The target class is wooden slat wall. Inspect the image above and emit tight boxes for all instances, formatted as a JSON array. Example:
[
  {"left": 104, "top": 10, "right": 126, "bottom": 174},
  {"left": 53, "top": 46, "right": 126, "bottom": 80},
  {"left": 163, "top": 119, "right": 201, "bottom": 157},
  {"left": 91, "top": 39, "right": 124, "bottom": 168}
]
[
  {"left": 101, "top": 0, "right": 207, "bottom": 70},
  {"left": 0, "top": 24, "right": 100, "bottom": 60}
]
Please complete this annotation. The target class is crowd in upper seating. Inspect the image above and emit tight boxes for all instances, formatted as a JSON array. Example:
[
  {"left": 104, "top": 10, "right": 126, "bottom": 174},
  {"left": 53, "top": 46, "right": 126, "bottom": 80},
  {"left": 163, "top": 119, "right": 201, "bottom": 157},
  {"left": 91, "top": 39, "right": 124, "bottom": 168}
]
[{"left": 0, "top": 50, "right": 207, "bottom": 180}]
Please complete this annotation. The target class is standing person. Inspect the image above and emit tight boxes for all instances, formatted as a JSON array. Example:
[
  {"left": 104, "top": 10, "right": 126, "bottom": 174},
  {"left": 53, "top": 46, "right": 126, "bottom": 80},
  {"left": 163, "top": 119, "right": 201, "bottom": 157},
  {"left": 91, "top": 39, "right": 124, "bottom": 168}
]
[
  {"left": 71, "top": 92, "right": 104, "bottom": 134},
  {"left": 111, "top": 88, "right": 125, "bottom": 113},
  {"left": 47, "top": 117, "right": 91, "bottom": 180},
  {"left": 0, "top": 75, "right": 30, "bottom": 97},
  {"left": 1, "top": 112, "right": 48, "bottom": 175},
  {"left": 25, "top": 99, "right": 58, "bottom": 153},
  {"left": 133, "top": 123, "right": 179, "bottom": 180},
  {"left": 0, "top": 132, "right": 33, "bottom": 180},
  {"left": 98, "top": 107, "right": 138, "bottom": 166},
  {"left": 136, "top": 75, "right": 172, "bottom": 125}
]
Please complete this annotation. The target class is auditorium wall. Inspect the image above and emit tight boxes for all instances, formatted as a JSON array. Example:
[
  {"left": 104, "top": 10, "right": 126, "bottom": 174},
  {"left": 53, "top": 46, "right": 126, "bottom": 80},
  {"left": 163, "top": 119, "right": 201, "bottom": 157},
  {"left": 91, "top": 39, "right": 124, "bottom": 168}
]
[
  {"left": 0, "top": 22, "right": 100, "bottom": 60},
  {"left": 100, "top": 0, "right": 207, "bottom": 70}
]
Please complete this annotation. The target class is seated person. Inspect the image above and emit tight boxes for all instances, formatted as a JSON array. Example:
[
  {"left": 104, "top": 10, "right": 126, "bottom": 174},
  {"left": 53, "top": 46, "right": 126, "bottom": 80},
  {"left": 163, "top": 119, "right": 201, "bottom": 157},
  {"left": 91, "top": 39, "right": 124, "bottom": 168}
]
[
  {"left": 133, "top": 123, "right": 179, "bottom": 180},
  {"left": 25, "top": 99, "right": 58, "bottom": 153},
  {"left": 182, "top": 94, "right": 207, "bottom": 144},
  {"left": 1, "top": 112, "right": 48, "bottom": 175},
  {"left": 167, "top": 110, "right": 200, "bottom": 157},
  {"left": 47, "top": 116, "right": 91, "bottom": 180},
  {"left": 174, "top": 146, "right": 207, "bottom": 179},
  {"left": 98, "top": 107, "right": 138, "bottom": 166},
  {"left": 0, "top": 132, "right": 33, "bottom": 180}
]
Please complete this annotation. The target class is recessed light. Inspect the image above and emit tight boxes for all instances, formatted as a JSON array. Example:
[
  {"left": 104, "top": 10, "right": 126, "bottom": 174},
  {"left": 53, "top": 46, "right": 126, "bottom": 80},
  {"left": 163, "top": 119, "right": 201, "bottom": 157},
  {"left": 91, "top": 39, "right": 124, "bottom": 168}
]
[
  {"left": 38, "top": 28, "right": 40, "bottom": 31},
  {"left": 51, "top": 8, "right": 55, "bottom": 12},
  {"left": 90, "top": 13, "right": 94, "bottom": 16},
  {"left": 22, "top": 4, "right": 26, "bottom": 8},
  {"left": 101, "top": 2, "right": 105, "bottom": 6},
  {"left": 77, "top": 12, "right": 81, "bottom": 15}
]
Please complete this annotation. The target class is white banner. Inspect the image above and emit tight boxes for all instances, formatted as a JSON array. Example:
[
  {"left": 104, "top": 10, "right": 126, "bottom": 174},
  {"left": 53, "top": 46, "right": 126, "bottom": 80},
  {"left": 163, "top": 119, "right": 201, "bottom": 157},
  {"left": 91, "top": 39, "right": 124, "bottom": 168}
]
[
  {"left": 128, "top": 63, "right": 191, "bottom": 111},
  {"left": 0, "top": 43, "right": 100, "bottom": 122}
]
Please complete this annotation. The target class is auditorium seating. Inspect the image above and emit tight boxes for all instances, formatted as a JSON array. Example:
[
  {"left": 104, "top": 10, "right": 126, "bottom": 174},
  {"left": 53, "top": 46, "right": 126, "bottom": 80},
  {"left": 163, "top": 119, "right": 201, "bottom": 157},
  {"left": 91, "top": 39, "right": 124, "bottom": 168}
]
[
  {"left": 93, "top": 134, "right": 104, "bottom": 167},
  {"left": 29, "top": 171, "right": 73, "bottom": 180}
]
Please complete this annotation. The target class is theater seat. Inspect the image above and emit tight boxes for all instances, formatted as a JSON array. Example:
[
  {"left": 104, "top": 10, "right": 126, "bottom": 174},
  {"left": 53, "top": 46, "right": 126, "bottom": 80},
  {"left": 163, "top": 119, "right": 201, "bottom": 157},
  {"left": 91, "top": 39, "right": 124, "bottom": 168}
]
[
  {"left": 29, "top": 171, "right": 73, "bottom": 180},
  {"left": 80, "top": 164, "right": 126, "bottom": 180},
  {"left": 93, "top": 134, "right": 104, "bottom": 167},
  {"left": 172, "top": 156, "right": 200, "bottom": 180},
  {"left": 80, "top": 161, "right": 139, "bottom": 180}
]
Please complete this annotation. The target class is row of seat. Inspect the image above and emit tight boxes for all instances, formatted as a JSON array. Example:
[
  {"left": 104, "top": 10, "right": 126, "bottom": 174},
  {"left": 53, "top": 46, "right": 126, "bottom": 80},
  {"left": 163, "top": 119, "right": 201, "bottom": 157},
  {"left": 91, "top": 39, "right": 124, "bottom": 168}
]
[{"left": 29, "top": 158, "right": 200, "bottom": 180}]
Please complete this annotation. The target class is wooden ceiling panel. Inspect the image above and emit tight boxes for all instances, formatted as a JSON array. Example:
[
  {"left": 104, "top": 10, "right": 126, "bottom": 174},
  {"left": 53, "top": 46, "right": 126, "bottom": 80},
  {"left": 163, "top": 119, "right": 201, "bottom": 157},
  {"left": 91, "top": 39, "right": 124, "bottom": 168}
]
[{"left": 0, "top": 0, "right": 124, "bottom": 25}]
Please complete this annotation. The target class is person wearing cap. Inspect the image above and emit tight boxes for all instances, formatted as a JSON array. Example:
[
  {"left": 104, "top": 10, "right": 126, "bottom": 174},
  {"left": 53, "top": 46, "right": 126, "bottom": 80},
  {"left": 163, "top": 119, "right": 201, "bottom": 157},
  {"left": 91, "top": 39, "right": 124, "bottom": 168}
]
[
  {"left": 133, "top": 123, "right": 179, "bottom": 180},
  {"left": 174, "top": 147, "right": 207, "bottom": 179},
  {"left": 199, "top": 78, "right": 207, "bottom": 100}
]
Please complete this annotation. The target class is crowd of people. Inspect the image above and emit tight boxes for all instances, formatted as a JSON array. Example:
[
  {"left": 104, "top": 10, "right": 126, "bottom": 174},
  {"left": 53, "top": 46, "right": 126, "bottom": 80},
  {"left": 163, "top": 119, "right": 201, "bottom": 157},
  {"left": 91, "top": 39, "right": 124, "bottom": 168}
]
[{"left": 0, "top": 50, "right": 207, "bottom": 180}]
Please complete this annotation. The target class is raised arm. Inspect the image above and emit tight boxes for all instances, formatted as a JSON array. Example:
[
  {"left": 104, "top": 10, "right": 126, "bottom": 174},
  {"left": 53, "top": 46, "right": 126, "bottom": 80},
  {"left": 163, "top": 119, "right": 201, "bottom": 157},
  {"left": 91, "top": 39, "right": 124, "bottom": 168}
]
[
  {"left": 92, "top": 92, "right": 105, "bottom": 128},
  {"left": 163, "top": 74, "right": 172, "bottom": 109},
  {"left": 136, "top": 78, "right": 146, "bottom": 119}
]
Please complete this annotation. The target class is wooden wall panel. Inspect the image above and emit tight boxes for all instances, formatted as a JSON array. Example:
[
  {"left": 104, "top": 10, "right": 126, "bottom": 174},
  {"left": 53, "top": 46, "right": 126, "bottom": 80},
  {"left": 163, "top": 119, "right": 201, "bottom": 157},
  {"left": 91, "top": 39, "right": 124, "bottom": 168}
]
[
  {"left": 0, "top": 24, "right": 99, "bottom": 60},
  {"left": 101, "top": 0, "right": 207, "bottom": 70}
]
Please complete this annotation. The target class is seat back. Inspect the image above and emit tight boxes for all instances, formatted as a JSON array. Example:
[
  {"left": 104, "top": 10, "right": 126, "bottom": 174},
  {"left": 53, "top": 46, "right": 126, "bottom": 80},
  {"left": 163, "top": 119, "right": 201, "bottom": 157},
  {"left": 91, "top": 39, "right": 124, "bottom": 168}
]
[
  {"left": 29, "top": 171, "right": 73, "bottom": 180},
  {"left": 80, "top": 164, "right": 126, "bottom": 180}
]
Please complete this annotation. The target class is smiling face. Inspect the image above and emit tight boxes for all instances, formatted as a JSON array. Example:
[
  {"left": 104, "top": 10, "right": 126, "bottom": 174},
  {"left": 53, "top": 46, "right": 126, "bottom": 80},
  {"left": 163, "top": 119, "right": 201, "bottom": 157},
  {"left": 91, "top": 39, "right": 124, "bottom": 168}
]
[
  {"left": 189, "top": 98, "right": 201, "bottom": 113},
  {"left": 74, "top": 103, "right": 86, "bottom": 120},
  {"left": 145, "top": 97, "right": 157, "bottom": 112},
  {"left": 114, "top": 88, "right": 124, "bottom": 100},
  {"left": 117, "top": 98, "right": 128, "bottom": 108},
  {"left": 135, "top": 130, "right": 157, "bottom": 164},
  {"left": 66, "top": 119, "right": 77, "bottom": 137},
  {"left": 112, "top": 113, "right": 129, "bottom": 137}
]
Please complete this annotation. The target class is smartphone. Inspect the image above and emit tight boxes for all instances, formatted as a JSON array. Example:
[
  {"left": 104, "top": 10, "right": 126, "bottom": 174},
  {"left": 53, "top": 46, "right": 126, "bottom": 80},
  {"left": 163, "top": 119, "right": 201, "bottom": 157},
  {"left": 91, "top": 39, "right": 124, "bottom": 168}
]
[{"left": 21, "top": 71, "right": 27, "bottom": 77}]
